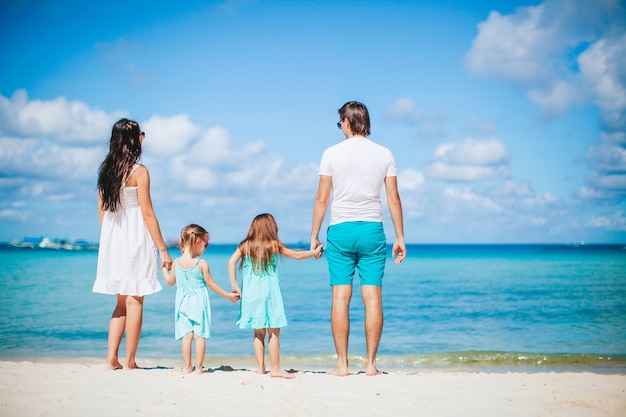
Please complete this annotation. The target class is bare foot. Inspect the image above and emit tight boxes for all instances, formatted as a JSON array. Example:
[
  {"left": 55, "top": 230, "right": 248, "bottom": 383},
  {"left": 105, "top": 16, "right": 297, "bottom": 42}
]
[
  {"left": 125, "top": 362, "right": 140, "bottom": 370},
  {"left": 327, "top": 367, "right": 349, "bottom": 377},
  {"left": 182, "top": 366, "right": 193, "bottom": 374},
  {"left": 254, "top": 367, "right": 266, "bottom": 375},
  {"left": 194, "top": 367, "right": 205, "bottom": 374},
  {"left": 365, "top": 366, "right": 381, "bottom": 376},
  {"left": 270, "top": 369, "right": 295, "bottom": 379},
  {"left": 104, "top": 362, "right": 123, "bottom": 371}
]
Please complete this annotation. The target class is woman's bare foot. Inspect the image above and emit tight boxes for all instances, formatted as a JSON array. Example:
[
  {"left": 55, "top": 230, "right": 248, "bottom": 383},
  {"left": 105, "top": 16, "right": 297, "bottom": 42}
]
[
  {"left": 183, "top": 366, "right": 193, "bottom": 374},
  {"left": 270, "top": 369, "right": 295, "bottom": 379},
  {"left": 194, "top": 367, "right": 205, "bottom": 374},
  {"left": 254, "top": 367, "right": 266, "bottom": 375},
  {"left": 125, "top": 361, "right": 140, "bottom": 370}
]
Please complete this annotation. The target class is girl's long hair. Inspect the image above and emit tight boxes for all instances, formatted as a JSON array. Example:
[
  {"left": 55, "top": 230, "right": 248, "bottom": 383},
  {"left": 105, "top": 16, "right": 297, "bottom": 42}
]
[
  {"left": 238, "top": 213, "right": 283, "bottom": 275},
  {"left": 180, "top": 224, "right": 208, "bottom": 254},
  {"left": 97, "top": 118, "right": 142, "bottom": 212}
]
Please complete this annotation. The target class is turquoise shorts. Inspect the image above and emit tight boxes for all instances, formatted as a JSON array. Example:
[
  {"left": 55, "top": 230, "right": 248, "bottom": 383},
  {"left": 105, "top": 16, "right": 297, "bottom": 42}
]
[{"left": 326, "top": 221, "right": 387, "bottom": 286}]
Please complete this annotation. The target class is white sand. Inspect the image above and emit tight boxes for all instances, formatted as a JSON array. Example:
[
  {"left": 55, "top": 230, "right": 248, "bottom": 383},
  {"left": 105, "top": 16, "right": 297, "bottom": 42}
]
[{"left": 0, "top": 360, "right": 624, "bottom": 417}]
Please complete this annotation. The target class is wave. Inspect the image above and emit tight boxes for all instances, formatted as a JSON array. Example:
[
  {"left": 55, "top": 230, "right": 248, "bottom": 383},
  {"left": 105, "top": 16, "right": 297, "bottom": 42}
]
[{"left": 277, "top": 351, "right": 626, "bottom": 372}]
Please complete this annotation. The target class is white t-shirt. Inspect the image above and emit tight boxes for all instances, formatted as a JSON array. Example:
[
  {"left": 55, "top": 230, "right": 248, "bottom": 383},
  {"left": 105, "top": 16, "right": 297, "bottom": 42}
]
[{"left": 319, "top": 137, "right": 397, "bottom": 225}]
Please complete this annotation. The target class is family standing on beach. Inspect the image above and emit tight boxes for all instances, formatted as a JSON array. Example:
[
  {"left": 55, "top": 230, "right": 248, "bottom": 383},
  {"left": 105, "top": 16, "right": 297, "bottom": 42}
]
[{"left": 92, "top": 101, "right": 406, "bottom": 377}]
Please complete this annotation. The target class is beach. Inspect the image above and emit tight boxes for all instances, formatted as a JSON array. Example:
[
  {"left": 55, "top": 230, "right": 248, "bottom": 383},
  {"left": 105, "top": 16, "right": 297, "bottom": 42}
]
[
  {"left": 0, "top": 360, "right": 624, "bottom": 417},
  {"left": 1, "top": 244, "right": 624, "bottom": 416}
]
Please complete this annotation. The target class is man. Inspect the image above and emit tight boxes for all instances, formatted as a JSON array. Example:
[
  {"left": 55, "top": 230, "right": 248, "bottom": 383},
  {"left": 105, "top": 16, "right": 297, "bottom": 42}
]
[{"left": 310, "top": 101, "right": 406, "bottom": 376}]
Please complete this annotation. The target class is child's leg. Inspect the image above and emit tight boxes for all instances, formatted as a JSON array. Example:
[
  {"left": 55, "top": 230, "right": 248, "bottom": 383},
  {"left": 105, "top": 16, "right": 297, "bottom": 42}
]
[
  {"left": 253, "top": 329, "right": 266, "bottom": 374},
  {"left": 106, "top": 294, "right": 127, "bottom": 370},
  {"left": 194, "top": 334, "right": 206, "bottom": 373},
  {"left": 124, "top": 295, "right": 144, "bottom": 369},
  {"left": 181, "top": 333, "right": 193, "bottom": 373},
  {"left": 268, "top": 328, "right": 294, "bottom": 379}
]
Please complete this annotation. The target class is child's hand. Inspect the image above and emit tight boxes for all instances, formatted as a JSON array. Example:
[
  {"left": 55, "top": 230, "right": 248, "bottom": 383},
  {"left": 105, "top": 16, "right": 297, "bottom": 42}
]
[
  {"left": 314, "top": 242, "right": 324, "bottom": 258},
  {"left": 227, "top": 292, "right": 240, "bottom": 303}
]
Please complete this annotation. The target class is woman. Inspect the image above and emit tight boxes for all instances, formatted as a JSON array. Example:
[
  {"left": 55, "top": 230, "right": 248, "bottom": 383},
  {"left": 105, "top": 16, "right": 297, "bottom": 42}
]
[{"left": 93, "top": 118, "right": 172, "bottom": 370}]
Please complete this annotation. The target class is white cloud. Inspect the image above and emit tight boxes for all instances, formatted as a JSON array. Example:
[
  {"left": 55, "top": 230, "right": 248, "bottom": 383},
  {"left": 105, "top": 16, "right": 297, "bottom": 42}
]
[
  {"left": 0, "top": 136, "right": 103, "bottom": 181},
  {"left": 427, "top": 163, "right": 509, "bottom": 182},
  {"left": 527, "top": 80, "right": 581, "bottom": 114},
  {"left": 465, "top": 0, "right": 626, "bottom": 117},
  {"left": 426, "top": 137, "right": 509, "bottom": 182},
  {"left": 586, "top": 210, "right": 626, "bottom": 231},
  {"left": 388, "top": 98, "right": 417, "bottom": 122},
  {"left": 386, "top": 98, "right": 449, "bottom": 140},
  {"left": 577, "top": 136, "right": 626, "bottom": 203},
  {"left": 142, "top": 114, "right": 202, "bottom": 157},
  {"left": 398, "top": 169, "right": 425, "bottom": 191},
  {"left": 434, "top": 137, "right": 508, "bottom": 165},
  {"left": 578, "top": 36, "right": 626, "bottom": 112},
  {"left": 0, "top": 90, "right": 125, "bottom": 143},
  {"left": 466, "top": 5, "right": 554, "bottom": 82},
  {"left": 465, "top": 0, "right": 626, "bottom": 204},
  {"left": 443, "top": 187, "right": 504, "bottom": 213}
]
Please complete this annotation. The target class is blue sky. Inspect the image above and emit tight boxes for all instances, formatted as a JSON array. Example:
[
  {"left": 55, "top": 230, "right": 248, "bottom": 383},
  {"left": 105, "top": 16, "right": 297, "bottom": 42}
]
[{"left": 1, "top": 0, "right": 625, "bottom": 244}]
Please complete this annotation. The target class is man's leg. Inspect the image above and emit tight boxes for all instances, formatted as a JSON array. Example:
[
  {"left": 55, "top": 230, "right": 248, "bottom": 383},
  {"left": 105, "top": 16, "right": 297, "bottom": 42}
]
[
  {"left": 328, "top": 284, "right": 352, "bottom": 376},
  {"left": 361, "top": 285, "right": 383, "bottom": 376}
]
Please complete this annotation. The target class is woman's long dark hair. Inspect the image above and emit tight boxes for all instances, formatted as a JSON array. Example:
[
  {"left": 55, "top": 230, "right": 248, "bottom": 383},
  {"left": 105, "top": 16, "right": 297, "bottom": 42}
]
[{"left": 97, "top": 118, "right": 143, "bottom": 212}]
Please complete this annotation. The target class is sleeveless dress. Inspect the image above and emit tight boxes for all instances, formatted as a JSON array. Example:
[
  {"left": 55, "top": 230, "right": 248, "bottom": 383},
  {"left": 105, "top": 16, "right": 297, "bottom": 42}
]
[
  {"left": 238, "top": 252, "right": 287, "bottom": 329},
  {"left": 173, "top": 259, "right": 211, "bottom": 339},
  {"left": 92, "top": 165, "right": 162, "bottom": 296}
]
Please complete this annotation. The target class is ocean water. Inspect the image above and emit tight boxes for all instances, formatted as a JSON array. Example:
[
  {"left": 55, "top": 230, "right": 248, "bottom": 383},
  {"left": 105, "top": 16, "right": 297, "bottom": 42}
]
[{"left": 0, "top": 244, "right": 625, "bottom": 371}]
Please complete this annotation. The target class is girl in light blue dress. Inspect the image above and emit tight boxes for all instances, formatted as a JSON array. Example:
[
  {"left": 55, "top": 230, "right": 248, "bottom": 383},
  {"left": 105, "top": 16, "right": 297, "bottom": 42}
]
[
  {"left": 162, "top": 224, "right": 239, "bottom": 373},
  {"left": 228, "top": 213, "right": 323, "bottom": 378}
]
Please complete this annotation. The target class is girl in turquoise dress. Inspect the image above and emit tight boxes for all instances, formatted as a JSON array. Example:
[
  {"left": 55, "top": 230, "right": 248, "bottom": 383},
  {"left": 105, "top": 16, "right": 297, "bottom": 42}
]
[
  {"left": 162, "top": 224, "right": 239, "bottom": 373},
  {"left": 228, "top": 213, "right": 323, "bottom": 378}
]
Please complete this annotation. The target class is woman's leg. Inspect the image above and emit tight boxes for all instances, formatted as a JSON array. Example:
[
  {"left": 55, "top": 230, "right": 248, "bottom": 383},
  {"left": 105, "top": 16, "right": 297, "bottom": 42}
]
[
  {"left": 124, "top": 295, "right": 144, "bottom": 369},
  {"left": 253, "top": 329, "right": 266, "bottom": 374},
  {"left": 194, "top": 334, "right": 206, "bottom": 373},
  {"left": 106, "top": 294, "right": 127, "bottom": 370},
  {"left": 181, "top": 333, "right": 193, "bottom": 373},
  {"left": 268, "top": 328, "right": 294, "bottom": 379}
]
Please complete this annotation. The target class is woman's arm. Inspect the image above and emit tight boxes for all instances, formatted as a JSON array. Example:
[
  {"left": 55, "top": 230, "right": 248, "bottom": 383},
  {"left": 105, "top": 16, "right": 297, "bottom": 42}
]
[
  {"left": 134, "top": 165, "right": 173, "bottom": 270},
  {"left": 97, "top": 192, "right": 105, "bottom": 227}
]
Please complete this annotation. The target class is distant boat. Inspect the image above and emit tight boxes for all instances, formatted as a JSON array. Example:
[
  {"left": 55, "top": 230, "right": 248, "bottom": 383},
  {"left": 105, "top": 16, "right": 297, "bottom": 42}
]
[{"left": 8, "top": 237, "right": 98, "bottom": 251}]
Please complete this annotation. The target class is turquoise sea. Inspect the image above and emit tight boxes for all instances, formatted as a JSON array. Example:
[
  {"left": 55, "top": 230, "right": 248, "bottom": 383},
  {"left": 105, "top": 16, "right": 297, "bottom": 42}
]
[{"left": 0, "top": 244, "right": 625, "bottom": 372}]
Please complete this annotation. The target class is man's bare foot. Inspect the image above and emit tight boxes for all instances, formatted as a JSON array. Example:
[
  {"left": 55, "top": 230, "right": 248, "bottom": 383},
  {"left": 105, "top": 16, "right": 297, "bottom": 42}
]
[
  {"left": 104, "top": 362, "right": 123, "bottom": 370},
  {"left": 365, "top": 365, "right": 381, "bottom": 376},
  {"left": 327, "top": 366, "right": 349, "bottom": 377},
  {"left": 270, "top": 369, "right": 295, "bottom": 379}
]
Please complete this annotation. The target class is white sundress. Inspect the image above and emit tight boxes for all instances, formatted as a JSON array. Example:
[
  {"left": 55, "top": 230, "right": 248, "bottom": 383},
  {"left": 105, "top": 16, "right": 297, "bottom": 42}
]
[{"left": 92, "top": 165, "right": 162, "bottom": 296}]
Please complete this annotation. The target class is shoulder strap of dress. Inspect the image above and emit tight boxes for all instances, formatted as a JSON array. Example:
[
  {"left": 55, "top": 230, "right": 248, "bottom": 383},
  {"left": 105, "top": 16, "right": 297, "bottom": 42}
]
[{"left": 123, "top": 164, "right": 141, "bottom": 186}]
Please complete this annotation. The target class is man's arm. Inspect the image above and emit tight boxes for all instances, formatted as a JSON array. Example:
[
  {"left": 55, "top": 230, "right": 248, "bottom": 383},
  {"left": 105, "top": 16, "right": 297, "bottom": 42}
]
[{"left": 384, "top": 176, "right": 406, "bottom": 264}]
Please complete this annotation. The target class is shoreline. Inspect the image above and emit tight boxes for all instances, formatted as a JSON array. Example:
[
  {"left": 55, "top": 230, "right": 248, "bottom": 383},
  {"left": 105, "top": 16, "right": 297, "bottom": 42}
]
[
  {"left": 0, "top": 360, "right": 624, "bottom": 417},
  {"left": 2, "top": 352, "right": 625, "bottom": 374}
]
